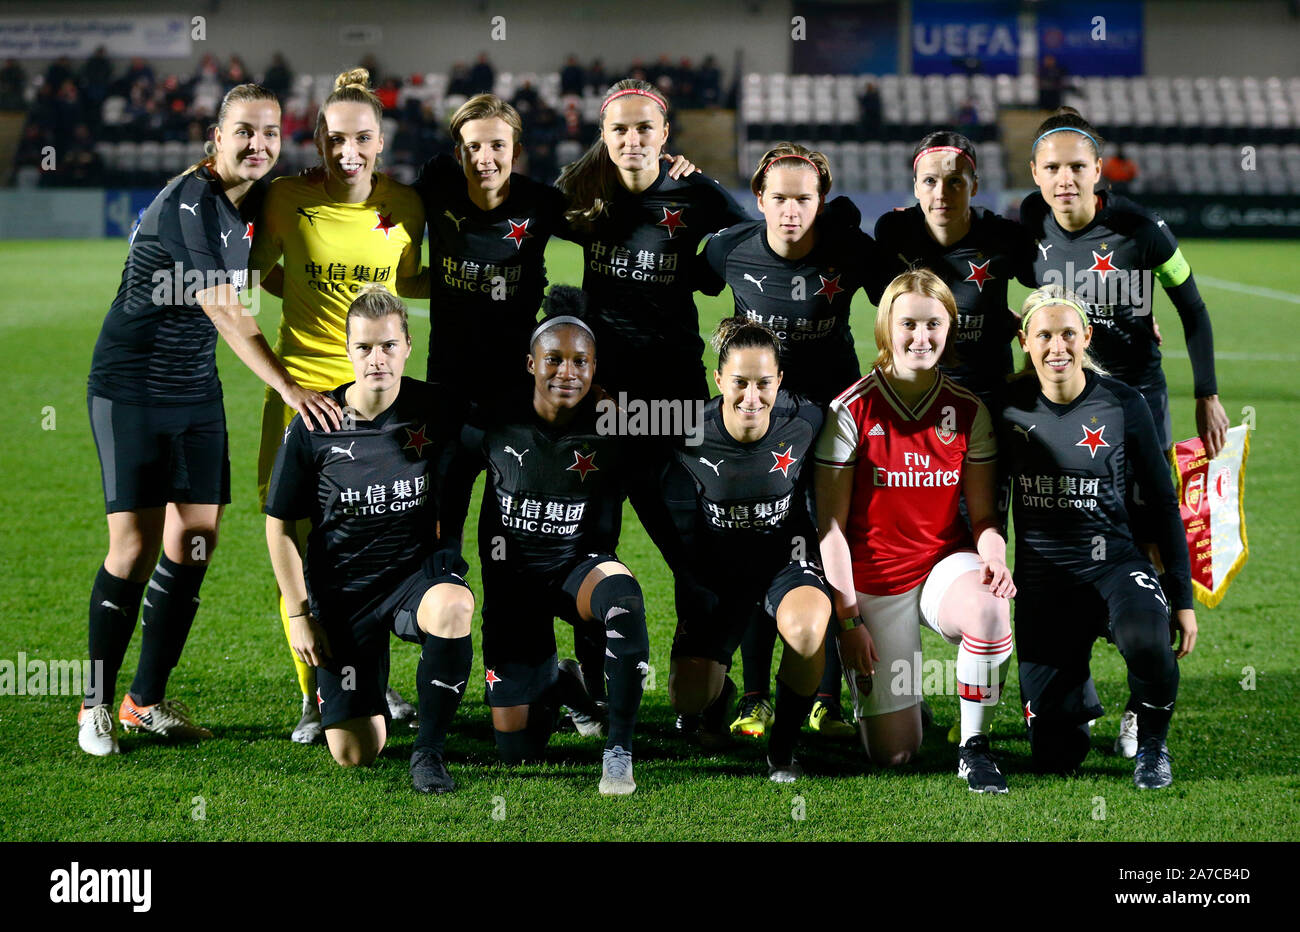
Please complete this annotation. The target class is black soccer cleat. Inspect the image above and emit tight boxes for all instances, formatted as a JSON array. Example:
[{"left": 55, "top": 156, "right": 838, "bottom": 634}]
[
  {"left": 957, "top": 734, "right": 1009, "bottom": 794},
  {"left": 410, "top": 748, "right": 455, "bottom": 794},
  {"left": 1133, "top": 738, "right": 1173, "bottom": 790}
]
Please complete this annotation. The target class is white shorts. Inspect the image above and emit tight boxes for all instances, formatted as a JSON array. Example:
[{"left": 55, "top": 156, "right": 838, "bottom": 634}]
[{"left": 853, "top": 550, "right": 984, "bottom": 718}]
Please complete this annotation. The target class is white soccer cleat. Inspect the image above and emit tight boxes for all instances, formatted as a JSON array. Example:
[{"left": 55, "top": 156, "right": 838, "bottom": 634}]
[
  {"left": 1114, "top": 710, "right": 1139, "bottom": 759},
  {"left": 291, "top": 694, "right": 323, "bottom": 744},
  {"left": 386, "top": 686, "right": 416, "bottom": 723},
  {"left": 78, "top": 703, "right": 120, "bottom": 756},
  {"left": 599, "top": 746, "right": 636, "bottom": 796}
]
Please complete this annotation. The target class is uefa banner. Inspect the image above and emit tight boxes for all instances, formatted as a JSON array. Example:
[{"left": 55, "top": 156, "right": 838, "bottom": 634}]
[{"left": 1171, "top": 425, "right": 1250, "bottom": 608}]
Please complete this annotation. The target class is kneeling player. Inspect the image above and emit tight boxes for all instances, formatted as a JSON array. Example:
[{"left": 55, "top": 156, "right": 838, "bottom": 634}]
[
  {"left": 659, "top": 319, "right": 833, "bottom": 782},
  {"left": 815, "top": 270, "right": 1016, "bottom": 793},
  {"left": 998, "top": 286, "right": 1196, "bottom": 789},
  {"left": 265, "top": 285, "right": 473, "bottom": 793},
  {"left": 440, "top": 312, "right": 650, "bottom": 796}
]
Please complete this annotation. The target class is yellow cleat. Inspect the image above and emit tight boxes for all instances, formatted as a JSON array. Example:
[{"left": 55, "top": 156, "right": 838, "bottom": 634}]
[
  {"left": 729, "top": 694, "right": 774, "bottom": 738},
  {"left": 808, "top": 699, "right": 856, "bottom": 738}
]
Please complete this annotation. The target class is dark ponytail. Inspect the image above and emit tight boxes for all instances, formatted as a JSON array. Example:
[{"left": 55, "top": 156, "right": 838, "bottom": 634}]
[
  {"left": 910, "top": 130, "right": 978, "bottom": 177},
  {"left": 712, "top": 316, "right": 782, "bottom": 370},
  {"left": 1030, "top": 106, "right": 1102, "bottom": 160}
]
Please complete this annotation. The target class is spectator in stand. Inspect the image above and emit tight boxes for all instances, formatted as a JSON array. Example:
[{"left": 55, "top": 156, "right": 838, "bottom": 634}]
[
  {"left": 448, "top": 63, "right": 474, "bottom": 98},
  {"left": 512, "top": 79, "right": 541, "bottom": 117},
  {"left": 1038, "top": 54, "right": 1066, "bottom": 111},
  {"left": 122, "top": 57, "right": 155, "bottom": 92},
  {"left": 15, "top": 124, "right": 48, "bottom": 173},
  {"left": 376, "top": 77, "right": 401, "bottom": 113},
  {"left": 225, "top": 56, "right": 249, "bottom": 92},
  {"left": 561, "top": 55, "right": 585, "bottom": 97},
  {"left": 954, "top": 97, "right": 978, "bottom": 132},
  {"left": 263, "top": 52, "right": 293, "bottom": 99},
  {"left": 51, "top": 123, "right": 105, "bottom": 186},
  {"left": 45, "top": 56, "right": 75, "bottom": 94},
  {"left": 359, "top": 54, "right": 382, "bottom": 87},
  {"left": 698, "top": 55, "right": 721, "bottom": 107},
  {"left": 588, "top": 59, "right": 607, "bottom": 94},
  {"left": 470, "top": 53, "right": 495, "bottom": 94},
  {"left": 81, "top": 47, "right": 113, "bottom": 109},
  {"left": 1103, "top": 145, "right": 1139, "bottom": 195},
  {"left": 53, "top": 79, "right": 85, "bottom": 148},
  {"left": 0, "top": 58, "right": 26, "bottom": 110},
  {"left": 860, "top": 81, "right": 882, "bottom": 137},
  {"left": 676, "top": 57, "right": 697, "bottom": 106}
]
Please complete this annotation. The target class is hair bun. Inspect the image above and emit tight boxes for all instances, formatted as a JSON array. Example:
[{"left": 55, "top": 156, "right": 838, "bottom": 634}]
[{"left": 336, "top": 67, "right": 371, "bottom": 91}]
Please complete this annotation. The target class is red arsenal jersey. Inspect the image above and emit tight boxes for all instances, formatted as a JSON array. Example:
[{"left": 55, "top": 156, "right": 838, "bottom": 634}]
[{"left": 814, "top": 367, "right": 996, "bottom": 594}]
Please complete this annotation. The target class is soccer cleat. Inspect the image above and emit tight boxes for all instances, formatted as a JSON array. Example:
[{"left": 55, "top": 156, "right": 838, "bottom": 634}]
[
  {"left": 1114, "top": 709, "right": 1139, "bottom": 759},
  {"left": 957, "top": 734, "right": 1009, "bottom": 794},
  {"left": 118, "top": 695, "right": 213, "bottom": 739},
  {"left": 291, "top": 693, "right": 323, "bottom": 744},
  {"left": 808, "top": 699, "right": 855, "bottom": 738},
  {"left": 599, "top": 745, "right": 636, "bottom": 796},
  {"left": 410, "top": 748, "right": 455, "bottom": 794},
  {"left": 1133, "top": 738, "right": 1173, "bottom": 789},
  {"left": 730, "top": 693, "right": 774, "bottom": 738},
  {"left": 78, "top": 703, "right": 120, "bottom": 756},
  {"left": 767, "top": 755, "right": 804, "bottom": 783},
  {"left": 557, "top": 658, "right": 606, "bottom": 737},
  {"left": 386, "top": 686, "right": 416, "bottom": 723}
]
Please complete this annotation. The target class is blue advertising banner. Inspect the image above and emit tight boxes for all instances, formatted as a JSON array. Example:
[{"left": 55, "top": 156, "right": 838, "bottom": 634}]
[
  {"left": 792, "top": 2, "right": 899, "bottom": 75},
  {"left": 912, "top": 1, "right": 1020, "bottom": 75},
  {"left": 1037, "top": 1, "right": 1144, "bottom": 76},
  {"left": 104, "top": 189, "right": 158, "bottom": 239}
]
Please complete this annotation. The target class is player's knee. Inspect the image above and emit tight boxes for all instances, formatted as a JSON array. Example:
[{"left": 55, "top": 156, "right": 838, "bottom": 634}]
[
  {"left": 668, "top": 660, "right": 717, "bottom": 714},
  {"left": 1113, "top": 612, "right": 1176, "bottom": 679},
  {"left": 776, "top": 614, "right": 824, "bottom": 658},
  {"left": 591, "top": 574, "right": 648, "bottom": 653},
  {"left": 1029, "top": 724, "right": 1090, "bottom": 773},
  {"left": 329, "top": 739, "right": 377, "bottom": 768},
  {"left": 963, "top": 594, "right": 1010, "bottom": 642},
  {"left": 871, "top": 744, "right": 917, "bottom": 768},
  {"left": 419, "top": 586, "right": 474, "bottom": 638},
  {"left": 494, "top": 724, "right": 547, "bottom": 765},
  {"left": 176, "top": 526, "right": 219, "bottom": 565}
]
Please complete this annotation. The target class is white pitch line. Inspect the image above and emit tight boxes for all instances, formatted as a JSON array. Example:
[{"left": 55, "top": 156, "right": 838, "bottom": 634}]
[
  {"left": 1163, "top": 350, "right": 1300, "bottom": 362},
  {"left": 1197, "top": 275, "right": 1300, "bottom": 305}
]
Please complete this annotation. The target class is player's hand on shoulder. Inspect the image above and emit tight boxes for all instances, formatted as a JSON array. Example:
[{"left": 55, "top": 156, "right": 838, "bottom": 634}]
[
  {"left": 662, "top": 152, "right": 698, "bottom": 178},
  {"left": 1195, "top": 395, "right": 1230, "bottom": 460},
  {"left": 290, "top": 613, "right": 332, "bottom": 667},
  {"left": 837, "top": 620, "right": 879, "bottom": 677},
  {"left": 281, "top": 382, "right": 343, "bottom": 432},
  {"left": 1173, "top": 608, "right": 1198, "bottom": 659},
  {"left": 981, "top": 558, "right": 1016, "bottom": 599}
]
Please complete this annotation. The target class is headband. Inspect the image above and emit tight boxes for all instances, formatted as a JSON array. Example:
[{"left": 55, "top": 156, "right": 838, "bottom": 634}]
[
  {"left": 1021, "top": 294, "right": 1090, "bottom": 332},
  {"left": 912, "top": 145, "right": 977, "bottom": 173},
  {"left": 600, "top": 88, "right": 668, "bottom": 114},
  {"left": 763, "top": 153, "right": 820, "bottom": 175},
  {"left": 1032, "top": 126, "right": 1099, "bottom": 152},
  {"left": 530, "top": 315, "right": 596, "bottom": 346}
]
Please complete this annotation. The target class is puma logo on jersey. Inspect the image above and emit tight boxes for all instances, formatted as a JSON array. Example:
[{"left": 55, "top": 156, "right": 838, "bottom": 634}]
[
  {"left": 699, "top": 456, "right": 723, "bottom": 475},
  {"left": 220, "top": 230, "right": 230, "bottom": 247},
  {"left": 1013, "top": 423, "right": 1037, "bottom": 439},
  {"left": 743, "top": 273, "right": 767, "bottom": 292},
  {"left": 432, "top": 679, "right": 465, "bottom": 693},
  {"left": 867, "top": 423, "right": 885, "bottom": 437},
  {"left": 1037, "top": 241, "right": 1052, "bottom": 260},
  {"left": 505, "top": 446, "right": 528, "bottom": 465},
  {"left": 297, "top": 207, "right": 319, "bottom": 227},
  {"left": 329, "top": 442, "right": 356, "bottom": 461},
  {"left": 444, "top": 210, "right": 466, "bottom": 232},
  {"left": 179, "top": 202, "right": 197, "bottom": 215}
]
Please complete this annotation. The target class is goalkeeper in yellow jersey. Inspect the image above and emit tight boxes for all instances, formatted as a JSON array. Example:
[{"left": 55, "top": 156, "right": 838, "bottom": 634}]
[{"left": 250, "top": 67, "right": 429, "bottom": 742}]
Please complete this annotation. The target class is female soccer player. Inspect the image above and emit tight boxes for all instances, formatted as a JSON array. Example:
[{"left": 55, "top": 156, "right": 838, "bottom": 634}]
[
  {"left": 698, "top": 142, "right": 889, "bottom": 739},
  {"left": 81, "top": 83, "right": 299, "bottom": 754},
  {"left": 815, "top": 270, "right": 1016, "bottom": 793},
  {"left": 998, "top": 286, "right": 1196, "bottom": 788},
  {"left": 873, "top": 131, "right": 1036, "bottom": 403},
  {"left": 659, "top": 319, "right": 834, "bottom": 782},
  {"left": 265, "top": 285, "right": 474, "bottom": 793},
  {"left": 557, "top": 78, "right": 749, "bottom": 404},
  {"left": 1020, "top": 107, "right": 1226, "bottom": 755},
  {"left": 439, "top": 307, "right": 652, "bottom": 796},
  {"left": 250, "top": 68, "right": 428, "bottom": 743}
]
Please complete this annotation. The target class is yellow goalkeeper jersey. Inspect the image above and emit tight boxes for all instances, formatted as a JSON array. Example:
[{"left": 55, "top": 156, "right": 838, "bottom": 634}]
[{"left": 250, "top": 172, "right": 426, "bottom": 391}]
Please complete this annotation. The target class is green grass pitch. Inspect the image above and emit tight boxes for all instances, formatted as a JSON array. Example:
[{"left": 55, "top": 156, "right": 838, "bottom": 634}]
[{"left": 0, "top": 236, "right": 1295, "bottom": 841}]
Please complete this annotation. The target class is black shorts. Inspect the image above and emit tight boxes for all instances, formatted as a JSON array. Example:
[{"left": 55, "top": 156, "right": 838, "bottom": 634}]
[
  {"left": 1015, "top": 559, "right": 1172, "bottom": 735},
  {"left": 671, "top": 559, "right": 833, "bottom": 664},
  {"left": 1134, "top": 378, "right": 1172, "bottom": 451},
  {"left": 479, "top": 552, "right": 614, "bottom": 707},
  {"left": 88, "top": 394, "right": 230, "bottom": 512},
  {"left": 314, "top": 563, "right": 471, "bottom": 728}
]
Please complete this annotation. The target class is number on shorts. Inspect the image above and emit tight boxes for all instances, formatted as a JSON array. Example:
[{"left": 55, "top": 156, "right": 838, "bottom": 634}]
[{"left": 1129, "top": 570, "right": 1169, "bottom": 609}]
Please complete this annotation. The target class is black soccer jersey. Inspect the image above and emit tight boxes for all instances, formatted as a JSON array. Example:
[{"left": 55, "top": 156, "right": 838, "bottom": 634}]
[
  {"left": 569, "top": 170, "right": 749, "bottom": 397},
  {"left": 264, "top": 378, "right": 446, "bottom": 612},
  {"left": 89, "top": 166, "right": 263, "bottom": 405},
  {"left": 996, "top": 371, "right": 1192, "bottom": 610},
  {"left": 662, "top": 391, "right": 824, "bottom": 578},
  {"left": 873, "top": 204, "right": 1036, "bottom": 399},
  {"left": 1020, "top": 191, "right": 1180, "bottom": 389},
  {"left": 414, "top": 154, "right": 570, "bottom": 404},
  {"left": 699, "top": 198, "right": 886, "bottom": 405},
  {"left": 441, "top": 393, "right": 645, "bottom": 576}
]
